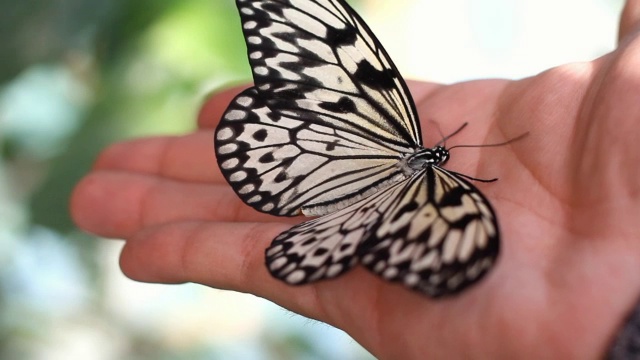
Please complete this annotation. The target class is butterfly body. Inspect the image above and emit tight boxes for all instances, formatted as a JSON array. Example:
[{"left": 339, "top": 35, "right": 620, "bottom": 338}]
[
  {"left": 215, "top": 0, "right": 500, "bottom": 297},
  {"left": 403, "top": 146, "right": 450, "bottom": 173}
]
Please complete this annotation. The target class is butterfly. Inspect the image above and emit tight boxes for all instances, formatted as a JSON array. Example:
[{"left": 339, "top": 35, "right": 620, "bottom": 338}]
[{"left": 214, "top": 0, "right": 499, "bottom": 297}]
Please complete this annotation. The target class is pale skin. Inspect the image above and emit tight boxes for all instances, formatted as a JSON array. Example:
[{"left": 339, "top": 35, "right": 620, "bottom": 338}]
[{"left": 71, "top": 1, "right": 640, "bottom": 358}]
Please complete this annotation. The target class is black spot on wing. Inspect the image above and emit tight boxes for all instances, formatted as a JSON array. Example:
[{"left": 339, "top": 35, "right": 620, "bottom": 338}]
[
  {"left": 274, "top": 171, "right": 288, "bottom": 183},
  {"left": 326, "top": 25, "right": 358, "bottom": 47},
  {"left": 267, "top": 111, "right": 281, "bottom": 122},
  {"left": 326, "top": 140, "right": 339, "bottom": 151},
  {"left": 259, "top": 152, "right": 275, "bottom": 163},
  {"left": 392, "top": 201, "right": 418, "bottom": 221},
  {"left": 314, "top": 248, "right": 328, "bottom": 256},
  {"left": 301, "top": 238, "right": 316, "bottom": 246},
  {"left": 319, "top": 96, "right": 357, "bottom": 114},
  {"left": 253, "top": 128, "right": 268, "bottom": 142},
  {"left": 353, "top": 60, "right": 397, "bottom": 90},
  {"left": 439, "top": 186, "right": 466, "bottom": 207}
]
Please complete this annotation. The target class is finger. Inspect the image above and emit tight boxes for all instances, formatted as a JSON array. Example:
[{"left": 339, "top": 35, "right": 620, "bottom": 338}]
[
  {"left": 119, "top": 220, "right": 336, "bottom": 320},
  {"left": 406, "top": 79, "right": 442, "bottom": 106},
  {"left": 71, "top": 171, "right": 294, "bottom": 239},
  {"left": 120, "top": 220, "right": 285, "bottom": 286},
  {"left": 619, "top": 0, "right": 640, "bottom": 42},
  {"left": 95, "top": 131, "right": 226, "bottom": 183},
  {"left": 198, "top": 84, "right": 250, "bottom": 129},
  {"left": 118, "top": 219, "right": 496, "bottom": 359},
  {"left": 117, "top": 219, "right": 428, "bottom": 348}
]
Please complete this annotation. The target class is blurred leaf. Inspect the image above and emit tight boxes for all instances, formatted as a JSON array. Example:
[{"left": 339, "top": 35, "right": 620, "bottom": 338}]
[
  {"left": 29, "top": 0, "right": 246, "bottom": 232},
  {"left": 0, "top": 0, "right": 113, "bottom": 82}
]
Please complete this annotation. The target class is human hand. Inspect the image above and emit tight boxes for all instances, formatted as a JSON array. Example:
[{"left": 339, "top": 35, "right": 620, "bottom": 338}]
[{"left": 71, "top": 1, "right": 640, "bottom": 358}]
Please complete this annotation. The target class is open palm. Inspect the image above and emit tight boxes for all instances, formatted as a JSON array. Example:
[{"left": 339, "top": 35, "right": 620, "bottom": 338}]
[{"left": 71, "top": 2, "right": 640, "bottom": 358}]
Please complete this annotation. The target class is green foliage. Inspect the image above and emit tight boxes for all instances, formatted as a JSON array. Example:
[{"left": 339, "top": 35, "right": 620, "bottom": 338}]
[{"left": 1, "top": 0, "right": 249, "bottom": 232}]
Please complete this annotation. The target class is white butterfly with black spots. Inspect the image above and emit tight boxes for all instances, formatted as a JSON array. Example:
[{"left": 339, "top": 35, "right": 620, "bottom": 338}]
[{"left": 215, "top": 0, "right": 499, "bottom": 297}]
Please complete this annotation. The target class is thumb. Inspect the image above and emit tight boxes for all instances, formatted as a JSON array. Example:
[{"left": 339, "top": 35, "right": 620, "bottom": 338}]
[{"left": 619, "top": 0, "right": 640, "bottom": 43}]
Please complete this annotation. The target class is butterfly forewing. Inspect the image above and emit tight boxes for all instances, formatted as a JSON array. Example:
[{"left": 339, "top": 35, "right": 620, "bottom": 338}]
[{"left": 236, "top": 0, "right": 421, "bottom": 147}]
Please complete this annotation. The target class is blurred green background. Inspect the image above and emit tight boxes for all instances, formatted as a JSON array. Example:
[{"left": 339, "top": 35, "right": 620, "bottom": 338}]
[{"left": 0, "top": 0, "right": 623, "bottom": 359}]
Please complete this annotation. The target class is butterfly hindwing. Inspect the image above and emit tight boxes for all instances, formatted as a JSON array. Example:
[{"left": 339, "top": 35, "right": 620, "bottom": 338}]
[
  {"left": 265, "top": 172, "right": 407, "bottom": 283},
  {"left": 360, "top": 167, "right": 499, "bottom": 297},
  {"left": 266, "top": 167, "right": 499, "bottom": 296}
]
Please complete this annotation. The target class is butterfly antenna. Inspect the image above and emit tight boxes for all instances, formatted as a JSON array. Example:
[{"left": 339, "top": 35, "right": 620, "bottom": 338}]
[
  {"left": 448, "top": 131, "right": 529, "bottom": 150},
  {"left": 449, "top": 170, "right": 498, "bottom": 183},
  {"left": 432, "top": 122, "right": 469, "bottom": 147},
  {"left": 446, "top": 131, "right": 529, "bottom": 183}
]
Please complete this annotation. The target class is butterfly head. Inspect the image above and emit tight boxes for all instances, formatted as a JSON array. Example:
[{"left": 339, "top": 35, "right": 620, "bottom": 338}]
[{"left": 432, "top": 145, "right": 450, "bottom": 166}]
